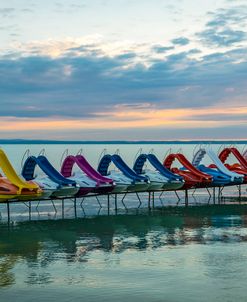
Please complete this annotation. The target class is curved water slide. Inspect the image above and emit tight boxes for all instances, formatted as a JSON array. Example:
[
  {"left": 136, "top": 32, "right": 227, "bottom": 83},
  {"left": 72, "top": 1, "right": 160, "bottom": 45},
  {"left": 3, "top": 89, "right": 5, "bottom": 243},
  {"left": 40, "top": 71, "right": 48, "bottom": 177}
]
[
  {"left": 163, "top": 152, "right": 212, "bottom": 189},
  {"left": 192, "top": 149, "right": 231, "bottom": 186},
  {"left": 133, "top": 153, "right": 184, "bottom": 190},
  {"left": 192, "top": 147, "right": 244, "bottom": 183},
  {"left": 98, "top": 154, "right": 149, "bottom": 192},
  {"left": 218, "top": 147, "right": 247, "bottom": 182},
  {"left": 219, "top": 147, "right": 247, "bottom": 169},
  {"left": 99, "top": 154, "right": 148, "bottom": 182},
  {"left": 61, "top": 155, "right": 114, "bottom": 194},
  {"left": 22, "top": 155, "right": 79, "bottom": 198},
  {"left": 0, "top": 149, "right": 41, "bottom": 200},
  {"left": 243, "top": 149, "right": 247, "bottom": 161},
  {"left": 134, "top": 154, "right": 183, "bottom": 181}
]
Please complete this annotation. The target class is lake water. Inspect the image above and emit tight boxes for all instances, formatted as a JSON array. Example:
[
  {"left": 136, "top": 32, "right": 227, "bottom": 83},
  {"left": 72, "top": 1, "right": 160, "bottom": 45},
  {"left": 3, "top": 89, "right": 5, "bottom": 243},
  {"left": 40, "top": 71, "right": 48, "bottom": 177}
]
[{"left": 0, "top": 143, "right": 247, "bottom": 301}]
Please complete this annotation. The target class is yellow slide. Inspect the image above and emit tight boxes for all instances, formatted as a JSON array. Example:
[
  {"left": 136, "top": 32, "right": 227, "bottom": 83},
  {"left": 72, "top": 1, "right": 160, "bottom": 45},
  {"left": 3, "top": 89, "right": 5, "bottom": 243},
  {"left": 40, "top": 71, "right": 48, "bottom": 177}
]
[{"left": 0, "top": 149, "right": 41, "bottom": 196}]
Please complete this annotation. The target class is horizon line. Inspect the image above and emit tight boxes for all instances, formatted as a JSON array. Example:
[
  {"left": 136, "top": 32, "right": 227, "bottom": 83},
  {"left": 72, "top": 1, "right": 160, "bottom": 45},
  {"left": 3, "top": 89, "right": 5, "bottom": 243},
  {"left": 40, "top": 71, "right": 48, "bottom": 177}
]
[{"left": 0, "top": 138, "right": 246, "bottom": 144}]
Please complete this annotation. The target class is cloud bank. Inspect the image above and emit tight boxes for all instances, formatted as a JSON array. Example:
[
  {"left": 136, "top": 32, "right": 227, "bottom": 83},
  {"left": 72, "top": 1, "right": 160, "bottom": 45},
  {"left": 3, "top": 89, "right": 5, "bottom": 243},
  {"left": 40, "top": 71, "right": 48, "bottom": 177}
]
[{"left": 0, "top": 4, "right": 246, "bottom": 139}]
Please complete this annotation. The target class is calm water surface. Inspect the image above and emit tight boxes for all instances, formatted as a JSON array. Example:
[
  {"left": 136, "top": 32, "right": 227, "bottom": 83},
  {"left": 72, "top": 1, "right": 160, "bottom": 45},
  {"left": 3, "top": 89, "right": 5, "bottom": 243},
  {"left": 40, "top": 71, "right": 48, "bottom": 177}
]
[
  {"left": 1, "top": 206, "right": 247, "bottom": 301},
  {"left": 0, "top": 143, "right": 247, "bottom": 301}
]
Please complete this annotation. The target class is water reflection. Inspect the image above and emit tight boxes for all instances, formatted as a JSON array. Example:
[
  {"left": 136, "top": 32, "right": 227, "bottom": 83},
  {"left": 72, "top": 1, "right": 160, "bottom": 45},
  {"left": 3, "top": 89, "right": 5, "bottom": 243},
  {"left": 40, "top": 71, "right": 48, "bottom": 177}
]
[
  {"left": 0, "top": 256, "right": 17, "bottom": 287},
  {"left": 1, "top": 204, "right": 247, "bottom": 288}
]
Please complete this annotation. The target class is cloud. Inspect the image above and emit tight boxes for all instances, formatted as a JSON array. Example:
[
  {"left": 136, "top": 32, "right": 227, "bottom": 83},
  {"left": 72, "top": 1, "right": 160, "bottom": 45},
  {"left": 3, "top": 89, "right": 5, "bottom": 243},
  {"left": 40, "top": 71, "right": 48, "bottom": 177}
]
[
  {"left": 53, "top": 2, "right": 87, "bottom": 13},
  {"left": 0, "top": 7, "right": 15, "bottom": 17},
  {"left": 197, "top": 5, "right": 247, "bottom": 47},
  {"left": 152, "top": 45, "right": 174, "bottom": 53},
  {"left": 115, "top": 52, "right": 137, "bottom": 60},
  {"left": 171, "top": 37, "right": 190, "bottom": 46},
  {"left": 20, "top": 8, "right": 34, "bottom": 13},
  {"left": 0, "top": 104, "right": 246, "bottom": 141},
  {"left": 198, "top": 28, "right": 247, "bottom": 47},
  {"left": 0, "top": 39, "right": 247, "bottom": 124},
  {"left": 0, "top": 3, "right": 247, "bottom": 139},
  {"left": 0, "top": 24, "right": 18, "bottom": 31}
]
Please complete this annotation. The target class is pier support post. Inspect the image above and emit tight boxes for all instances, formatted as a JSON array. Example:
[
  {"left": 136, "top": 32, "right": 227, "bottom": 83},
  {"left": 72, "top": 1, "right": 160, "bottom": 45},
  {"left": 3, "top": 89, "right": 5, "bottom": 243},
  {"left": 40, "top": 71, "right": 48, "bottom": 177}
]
[
  {"left": 107, "top": 194, "right": 110, "bottom": 215},
  {"left": 28, "top": 201, "right": 31, "bottom": 220},
  {"left": 62, "top": 199, "right": 64, "bottom": 219},
  {"left": 7, "top": 202, "right": 10, "bottom": 224},
  {"left": 95, "top": 196, "right": 102, "bottom": 208},
  {"left": 120, "top": 193, "right": 127, "bottom": 210},
  {"left": 218, "top": 187, "right": 221, "bottom": 202},
  {"left": 185, "top": 189, "right": 188, "bottom": 206},
  {"left": 191, "top": 188, "right": 196, "bottom": 197},
  {"left": 74, "top": 198, "right": 77, "bottom": 218},
  {"left": 238, "top": 185, "right": 241, "bottom": 201},
  {"left": 205, "top": 187, "right": 212, "bottom": 199},
  {"left": 114, "top": 194, "right": 117, "bottom": 211},
  {"left": 175, "top": 191, "right": 181, "bottom": 205},
  {"left": 218, "top": 186, "right": 224, "bottom": 204},
  {"left": 148, "top": 192, "right": 151, "bottom": 210},
  {"left": 35, "top": 200, "right": 41, "bottom": 211},
  {"left": 50, "top": 199, "right": 57, "bottom": 213},
  {"left": 213, "top": 187, "right": 216, "bottom": 204},
  {"left": 135, "top": 193, "right": 142, "bottom": 208}
]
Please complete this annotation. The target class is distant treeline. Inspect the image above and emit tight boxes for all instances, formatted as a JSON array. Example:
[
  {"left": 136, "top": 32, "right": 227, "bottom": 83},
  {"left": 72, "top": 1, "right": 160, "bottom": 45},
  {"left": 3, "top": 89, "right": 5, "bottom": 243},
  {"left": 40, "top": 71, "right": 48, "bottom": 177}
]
[{"left": 0, "top": 139, "right": 246, "bottom": 145}]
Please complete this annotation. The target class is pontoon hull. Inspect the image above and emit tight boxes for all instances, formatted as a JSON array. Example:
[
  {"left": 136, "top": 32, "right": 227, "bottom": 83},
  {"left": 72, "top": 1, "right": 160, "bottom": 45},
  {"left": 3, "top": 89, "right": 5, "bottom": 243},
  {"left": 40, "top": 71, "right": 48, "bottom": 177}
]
[
  {"left": 127, "top": 182, "right": 149, "bottom": 192},
  {"left": 51, "top": 187, "right": 79, "bottom": 198},
  {"left": 162, "top": 182, "right": 184, "bottom": 191}
]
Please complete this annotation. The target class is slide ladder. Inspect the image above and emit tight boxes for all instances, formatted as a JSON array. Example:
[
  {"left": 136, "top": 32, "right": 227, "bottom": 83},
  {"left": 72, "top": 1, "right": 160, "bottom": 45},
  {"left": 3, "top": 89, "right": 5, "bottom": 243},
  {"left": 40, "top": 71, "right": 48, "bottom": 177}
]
[{"left": 192, "top": 149, "right": 206, "bottom": 168}]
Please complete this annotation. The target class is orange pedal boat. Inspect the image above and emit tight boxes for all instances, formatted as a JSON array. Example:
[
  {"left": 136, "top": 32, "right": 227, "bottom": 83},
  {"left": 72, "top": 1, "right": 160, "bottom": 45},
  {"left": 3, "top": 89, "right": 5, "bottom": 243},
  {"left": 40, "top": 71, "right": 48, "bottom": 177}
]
[{"left": 0, "top": 149, "right": 42, "bottom": 202}]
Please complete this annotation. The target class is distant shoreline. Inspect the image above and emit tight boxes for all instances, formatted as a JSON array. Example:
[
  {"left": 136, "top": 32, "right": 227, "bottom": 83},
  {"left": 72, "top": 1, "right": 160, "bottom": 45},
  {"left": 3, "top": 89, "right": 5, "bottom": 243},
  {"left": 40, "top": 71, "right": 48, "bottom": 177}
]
[{"left": 0, "top": 139, "right": 246, "bottom": 144}]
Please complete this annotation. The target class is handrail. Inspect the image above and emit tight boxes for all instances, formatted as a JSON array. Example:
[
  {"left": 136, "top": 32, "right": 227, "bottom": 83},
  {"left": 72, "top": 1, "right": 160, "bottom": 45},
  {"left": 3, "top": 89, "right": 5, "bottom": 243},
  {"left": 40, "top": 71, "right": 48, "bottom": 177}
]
[
  {"left": 77, "top": 148, "right": 83, "bottom": 155},
  {"left": 21, "top": 149, "right": 31, "bottom": 169},
  {"left": 192, "top": 144, "right": 201, "bottom": 157},
  {"left": 115, "top": 148, "right": 120, "bottom": 155},
  {"left": 217, "top": 144, "right": 225, "bottom": 156},
  {"left": 97, "top": 148, "right": 107, "bottom": 166},
  {"left": 38, "top": 148, "right": 46, "bottom": 156},
  {"left": 163, "top": 148, "right": 172, "bottom": 162},
  {"left": 133, "top": 148, "right": 143, "bottom": 166},
  {"left": 60, "top": 149, "right": 69, "bottom": 167}
]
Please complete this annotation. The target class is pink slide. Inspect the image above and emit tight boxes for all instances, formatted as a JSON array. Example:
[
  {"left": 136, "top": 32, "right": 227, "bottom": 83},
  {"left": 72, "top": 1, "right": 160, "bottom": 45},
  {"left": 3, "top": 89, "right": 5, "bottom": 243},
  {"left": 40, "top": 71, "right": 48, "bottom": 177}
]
[{"left": 61, "top": 155, "right": 114, "bottom": 186}]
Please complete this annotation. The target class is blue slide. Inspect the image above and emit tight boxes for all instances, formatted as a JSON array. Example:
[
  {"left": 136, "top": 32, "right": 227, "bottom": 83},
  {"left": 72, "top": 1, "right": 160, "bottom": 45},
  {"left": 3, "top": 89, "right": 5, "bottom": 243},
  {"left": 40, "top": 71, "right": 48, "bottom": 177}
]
[
  {"left": 98, "top": 154, "right": 149, "bottom": 182},
  {"left": 133, "top": 154, "right": 183, "bottom": 181},
  {"left": 22, "top": 155, "right": 77, "bottom": 187},
  {"left": 197, "top": 165, "right": 231, "bottom": 186},
  {"left": 192, "top": 148, "right": 241, "bottom": 186}
]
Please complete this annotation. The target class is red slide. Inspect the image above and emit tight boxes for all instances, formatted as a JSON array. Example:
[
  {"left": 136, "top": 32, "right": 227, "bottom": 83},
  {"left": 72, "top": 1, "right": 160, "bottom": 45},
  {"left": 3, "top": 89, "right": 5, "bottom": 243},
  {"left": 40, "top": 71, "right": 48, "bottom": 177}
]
[
  {"left": 219, "top": 147, "right": 247, "bottom": 169},
  {"left": 163, "top": 153, "right": 212, "bottom": 189},
  {"left": 219, "top": 147, "right": 247, "bottom": 183}
]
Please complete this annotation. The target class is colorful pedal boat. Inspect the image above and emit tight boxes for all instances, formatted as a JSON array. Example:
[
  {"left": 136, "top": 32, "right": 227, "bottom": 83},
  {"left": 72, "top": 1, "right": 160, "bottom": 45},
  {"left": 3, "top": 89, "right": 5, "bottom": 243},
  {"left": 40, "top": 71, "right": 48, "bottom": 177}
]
[
  {"left": 163, "top": 153, "right": 212, "bottom": 189},
  {"left": 61, "top": 155, "right": 115, "bottom": 196},
  {"left": 0, "top": 149, "right": 42, "bottom": 201},
  {"left": 133, "top": 154, "right": 184, "bottom": 191}
]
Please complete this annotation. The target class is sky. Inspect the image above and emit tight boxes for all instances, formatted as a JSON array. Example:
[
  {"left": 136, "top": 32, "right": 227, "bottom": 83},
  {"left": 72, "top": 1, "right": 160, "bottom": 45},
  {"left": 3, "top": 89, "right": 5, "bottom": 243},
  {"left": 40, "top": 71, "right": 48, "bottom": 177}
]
[{"left": 0, "top": 0, "right": 246, "bottom": 140}]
